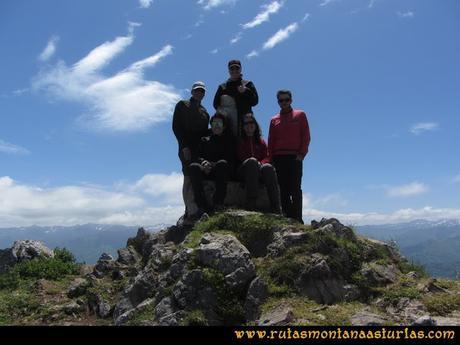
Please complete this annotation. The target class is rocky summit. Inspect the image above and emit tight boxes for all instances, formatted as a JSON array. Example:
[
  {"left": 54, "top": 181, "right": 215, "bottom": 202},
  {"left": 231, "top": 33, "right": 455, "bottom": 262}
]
[{"left": 1, "top": 210, "right": 460, "bottom": 326}]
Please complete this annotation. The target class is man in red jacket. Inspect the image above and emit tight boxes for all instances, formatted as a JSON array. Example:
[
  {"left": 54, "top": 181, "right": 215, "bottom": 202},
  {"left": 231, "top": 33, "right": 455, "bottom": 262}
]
[{"left": 267, "top": 90, "right": 311, "bottom": 223}]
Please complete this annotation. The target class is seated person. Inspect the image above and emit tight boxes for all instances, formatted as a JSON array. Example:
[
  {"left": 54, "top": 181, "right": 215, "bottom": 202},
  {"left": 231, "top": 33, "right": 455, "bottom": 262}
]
[
  {"left": 237, "top": 113, "right": 282, "bottom": 213},
  {"left": 189, "top": 113, "right": 234, "bottom": 216}
]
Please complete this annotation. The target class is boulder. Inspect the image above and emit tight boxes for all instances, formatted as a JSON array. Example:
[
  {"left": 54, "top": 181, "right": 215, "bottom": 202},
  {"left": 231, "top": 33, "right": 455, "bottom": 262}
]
[
  {"left": 195, "top": 233, "right": 256, "bottom": 289},
  {"left": 412, "top": 315, "right": 436, "bottom": 326},
  {"left": 67, "top": 277, "right": 89, "bottom": 298},
  {"left": 311, "top": 218, "right": 357, "bottom": 242},
  {"left": 93, "top": 253, "right": 116, "bottom": 278},
  {"left": 0, "top": 240, "right": 54, "bottom": 274},
  {"left": 360, "top": 262, "right": 399, "bottom": 286},
  {"left": 117, "top": 245, "right": 141, "bottom": 266},
  {"left": 295, "top": 254, "right": 346, "bottom": 304},
  {"left": 258, "top": 306, "right": 294, "bottom": 326},
  {"left": 350, "top": 310, "right": 388, "bottom": 326},
  {"left": 244, "top": 277, "right": 269, "bottom": 321}
]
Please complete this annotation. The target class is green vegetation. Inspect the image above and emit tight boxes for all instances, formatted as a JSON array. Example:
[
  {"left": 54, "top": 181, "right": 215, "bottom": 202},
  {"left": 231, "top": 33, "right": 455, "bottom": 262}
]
[
  {"left": 423, "top": 293, "right": 460, "bottom": 316},
  {"left": 0, "top": 247, "right": 80, "bottom": 290},
  {"left": 398, "top": 258, "right": 428, "bottom": 277},
  {"left": 182, "top": 310, "right": 208, "bottom": 326},
  {"left": 0, "top": 290, "right": 42, "bottom": 325}
]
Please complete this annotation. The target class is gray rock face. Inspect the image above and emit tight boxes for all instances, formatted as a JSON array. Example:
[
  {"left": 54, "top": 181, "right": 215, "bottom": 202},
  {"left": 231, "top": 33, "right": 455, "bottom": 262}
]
[
  {"left": 0, "top": 240, "right": 54, "bottom": 274},
  {"left": 117, "top": 245, "right": 140, "bottom": 265},
  {"left": 412, "top": 315, "right": 437, "bottom": 326},
  {"left": 361, "top": 262, "right": 399, "bottom": 286},
  {"left": 244, "top": 277, "right": 269, "bottom": 321},
  {"left": 267, "top": 226, "right": 308, "bottom": 257},
  {"left": 93, "top": 252, "right": 116, "bottom": 278},
  {"left": 295, "top": 254, "right": 346, "bottom": 304},
  {"left": 351, "top": 311, "right": 388, "bottom": 326},
  {"left": 195, "top": 233, "right": 256, "bottom": 289},
  {"left": 311, "top": 218, "right": 357, "bottom": 242},
  {"left": 258, "top": 306, "right": 294, "bottom": 326},
  {"left": 67, "top": 278, "right": 89, "bottom": 298}
]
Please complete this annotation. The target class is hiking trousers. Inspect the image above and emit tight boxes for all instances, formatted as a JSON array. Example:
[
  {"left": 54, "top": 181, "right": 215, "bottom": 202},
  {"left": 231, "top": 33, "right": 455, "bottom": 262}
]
[{"left": 272, "top": 155, "right": 304, "bottom": 223}]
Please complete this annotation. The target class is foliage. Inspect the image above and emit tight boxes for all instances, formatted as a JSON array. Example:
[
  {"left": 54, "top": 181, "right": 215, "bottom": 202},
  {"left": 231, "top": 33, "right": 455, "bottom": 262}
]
[{"left": 423, "top": 293, "right": 460, "bottom": 316}]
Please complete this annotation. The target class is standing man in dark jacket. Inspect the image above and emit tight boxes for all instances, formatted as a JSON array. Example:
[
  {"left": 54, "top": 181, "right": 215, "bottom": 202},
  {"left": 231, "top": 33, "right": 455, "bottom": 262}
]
[
  {"left": 213, "top": 59, "right": 258, "bottom": 138},
  {"left": 267, "top": 90, "right": 311, "bottom": 224},
  {"left": 172, "top": 81, "right": 209, "bottom": 222}
]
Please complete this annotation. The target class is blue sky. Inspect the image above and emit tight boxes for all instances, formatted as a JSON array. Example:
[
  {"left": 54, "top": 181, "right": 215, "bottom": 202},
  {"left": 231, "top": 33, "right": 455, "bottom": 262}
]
[{"left": 1, "top": 0, "right": 459, "bottom": 227}]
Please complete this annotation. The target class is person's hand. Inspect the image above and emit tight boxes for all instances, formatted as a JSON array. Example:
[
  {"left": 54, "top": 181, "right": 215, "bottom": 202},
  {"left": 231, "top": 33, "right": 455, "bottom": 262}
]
[
  {"left": 182, "top": 147, "right": 191, "bottom": 161},
  {"left": 238, "top": 83, "right": 246, "bottom": 93},
  {"left": 202, "top": 160, "right": 212, "bottom": 174}
]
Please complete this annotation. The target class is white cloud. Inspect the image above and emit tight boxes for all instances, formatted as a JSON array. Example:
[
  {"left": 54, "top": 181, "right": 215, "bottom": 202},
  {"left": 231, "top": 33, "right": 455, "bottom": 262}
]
[
  {"left": 246, "top": 50, "right": 259, "bottom": 59},
  {"left": 303, "top": 206, "right": 460, "bottom": 226},
  {"left": 210, "top": 48, "right": 219, "bottom": 54},
  {"left": 38, "top": 36, "right": 59, "bottom": 62},
  {"left": 386, "top": 182, "right": 428, "bottom": 197},
  {"left": 397, "top": 11, "right": 414, "bottom": 18},
  {"left": 230, "top": 32, "right": 242, "bottom": 44},
  {"left": 319, "top": 0, "right": 339, "bottom": 7},
  {"left": 302, "top": 13, "right": 310, "bottom": 22},
  {"left": 198, "top": 0, "right": 237, "bottom": 10},
  {"left": 0, "top": 173, "right": 185, "bottom": 227},
  {"left": 242, "top": 1, "right": 284, "bottom": 29},
  {"left": 368, "top": 0, "right": 377, "bottom": 8},
  {"left": 139, "top": 0, "right": 153, "bottom": 8},
  {"left": 32, "top": 27, "right": 181, "bottom": 132},
  {"left": 410, "top": 122, "right": 438, "bottom": 135},
  {"left": 263, "top": 22, "right": 299, "bottom": 50},
  {"left": 0, "top": 140, "right": 30, "bottom": 155}
]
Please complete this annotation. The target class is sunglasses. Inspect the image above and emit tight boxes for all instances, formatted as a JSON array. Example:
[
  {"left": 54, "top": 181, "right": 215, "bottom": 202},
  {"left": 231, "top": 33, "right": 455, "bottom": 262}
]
[
  {"left": 229, "top": 66, "right": 241, "bottom": 71},
  {"left": 244, "top": 121, "right": 255, "bottom": 125},
  {"left": 278, "top": 98, "right": 291, "bottom": 103}
]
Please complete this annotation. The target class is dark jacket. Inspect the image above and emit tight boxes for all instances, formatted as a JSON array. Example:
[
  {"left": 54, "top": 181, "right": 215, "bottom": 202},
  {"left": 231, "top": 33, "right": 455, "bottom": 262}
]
[
  {"left": 172, "top": 97, "right": 209, "bottom": 172},
  {"left": 196, "top": 134, "right": 235, "bottom": 172},
  {"left": 213, "top": 78, "right": 258, "bottom": 134}
]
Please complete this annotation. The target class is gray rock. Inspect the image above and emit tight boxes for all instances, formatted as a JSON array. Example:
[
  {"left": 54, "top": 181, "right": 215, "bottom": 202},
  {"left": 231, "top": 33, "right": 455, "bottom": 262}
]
[
  {"left": 432, "top": 316, "right": 460, "bottom": 326},
  {"left": 0, "top": 240, "right": 54, "bottom": 274},
  {"left": 172, "top": 269, "right": 217, "bottom": 311},
  {"left": 295, "top": 254, "right": 346, "bottom": 304},
  {"left": 361, "top": 262, "right": 399, "bottom": 286},
  {"left": 267, "top": 227, "right": 308, "bottom": 257},
  {"left": 351, "top": 311, "right": 388, "bottom": 326},
  {"left": 195, "top": 233, "right": 256, "bottom": 289},
  {"left": 311, "top": 218, "right": 357, "bottom": 242},
  {"left": 155, "top": 297, "right": 176, "bottom": 321},
  {"left": 93, "top": 252, "right": 116, "bottom": 277},
  {"left": 343, "top": 284, "right": 361, "bottom": 302},
  {"left": 412, "top": 315, "right": 437, "bottom": 326},
  {"left": 88, "top": 292, "right": 112, "bottom": 318},
  {"left": 158, "top": 310, "right": 187, "bottom": 326},
  {"left": 419, "top": 279, "right": 449, "bottom": 294},
  {"left": 169, "top": 248, "right": 194, "bottom": 281},
  {"left": 117, "top": 245, "right": 141, "bottom": 265},
  {"left": 258, "top": 306, "right": 294, "bottom": 326},
  {"left": 244, "top": 277, "right": 269, "bottom": 321},
  {"left": 67, "top": 278, "right": 89, "bottom": 298},
  {"left": 63, "top": 301, "right": 85, "bottom": 315}
]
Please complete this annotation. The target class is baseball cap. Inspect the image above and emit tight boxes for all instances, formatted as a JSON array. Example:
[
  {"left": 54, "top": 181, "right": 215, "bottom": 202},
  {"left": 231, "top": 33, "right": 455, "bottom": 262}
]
[
  {"left": 192, "top": 81, "right": 206, "bottom": 91},
  {"left": 228, "top": 59, "right": 241, "bottom": 68}
]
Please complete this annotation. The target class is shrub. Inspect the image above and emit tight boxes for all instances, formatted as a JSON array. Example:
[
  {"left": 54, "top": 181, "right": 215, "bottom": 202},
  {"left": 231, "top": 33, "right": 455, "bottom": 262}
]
[{"left": 53, "top": 247, "right": 76, "bottom": 263}]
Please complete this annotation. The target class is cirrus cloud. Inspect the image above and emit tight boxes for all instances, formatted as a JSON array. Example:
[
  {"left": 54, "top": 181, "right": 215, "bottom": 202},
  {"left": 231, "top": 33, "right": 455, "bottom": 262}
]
[{"left": 32, "top": 26, "right": 181, "bottom": 132}]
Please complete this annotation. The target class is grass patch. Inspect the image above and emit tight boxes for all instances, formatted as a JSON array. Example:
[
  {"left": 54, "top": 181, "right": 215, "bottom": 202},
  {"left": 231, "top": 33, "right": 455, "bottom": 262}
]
[
  {"left": 379, "top": 285, "right": 421, "bottom": 305},
  {"left": 398, "top": 259, "right": 428, "bottom": 277},
  {"left": 423, "top": 293, "right": 460, "bottom": 316},
  {"left": 0, "top": 290, "right": 42, "bottom": 325},
  {"left": 182, "top": 309, "right": 208, "bottom": 326}
]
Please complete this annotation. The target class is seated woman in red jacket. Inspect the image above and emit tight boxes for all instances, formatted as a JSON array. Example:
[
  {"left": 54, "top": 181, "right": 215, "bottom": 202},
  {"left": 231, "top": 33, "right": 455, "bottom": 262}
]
[{"left": 237, "top": 113, "right": 281, "bottom": 213}]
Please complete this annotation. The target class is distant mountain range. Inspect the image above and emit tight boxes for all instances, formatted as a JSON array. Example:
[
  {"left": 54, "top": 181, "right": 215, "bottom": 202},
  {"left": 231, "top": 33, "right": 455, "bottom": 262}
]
[
  {"left": 0, "top": 223, "right": 168, "bottom": 264},
  {"left": 1, "top": 219, "right": 459, "bottom": 279},
  {"left": 356, "top": 219, "right": 460, "bottom": 279}
]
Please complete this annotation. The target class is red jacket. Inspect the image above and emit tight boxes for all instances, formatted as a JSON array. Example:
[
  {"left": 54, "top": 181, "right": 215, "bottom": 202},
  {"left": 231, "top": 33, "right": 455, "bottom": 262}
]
[
  {"left": 237, "top": 137, "right": 269, "bottom": 164},
  {"left": 267, "top": 108, "right": 310, "bottom": 161}
]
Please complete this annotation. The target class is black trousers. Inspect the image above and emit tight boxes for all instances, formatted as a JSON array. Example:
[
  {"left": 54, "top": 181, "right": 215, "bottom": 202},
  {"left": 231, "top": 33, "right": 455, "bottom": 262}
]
[
  {"left": 189, "top": 160, "right": 230, "bottom": 211},
  {"left": 272, "top": 155, "right": 303, "bottom": 223}
]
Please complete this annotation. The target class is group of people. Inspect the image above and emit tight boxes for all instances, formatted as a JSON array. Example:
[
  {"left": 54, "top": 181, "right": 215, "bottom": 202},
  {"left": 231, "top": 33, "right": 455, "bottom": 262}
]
[{"left": 172, "top": 59, "right": 310, "bottom": 224}]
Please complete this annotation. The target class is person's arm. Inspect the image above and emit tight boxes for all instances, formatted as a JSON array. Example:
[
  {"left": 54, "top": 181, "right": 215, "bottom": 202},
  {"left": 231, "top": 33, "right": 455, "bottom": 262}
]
[
  {"left": 259, "top": 139, "right": 270, "bottom": 164},
  {"left": 172, "top": 101, "right": 187, "bottom": 149},
  {"left": 241, "top": 81, "right": 259, "bottom": 107},
  {"left": 298, "top": 112, "right": 311, "bottom": 160},
  {"left": 266, "top": 119, "right": 275, "bottom": 163},
  {"left": 213, "top": 84, "right": 224, "bottom": 110}
]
